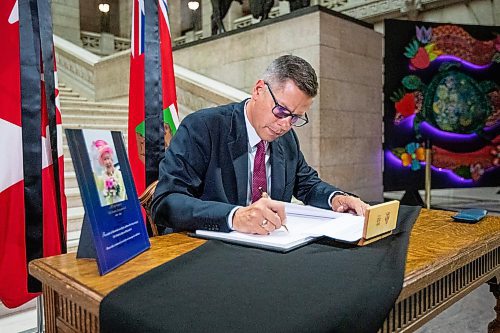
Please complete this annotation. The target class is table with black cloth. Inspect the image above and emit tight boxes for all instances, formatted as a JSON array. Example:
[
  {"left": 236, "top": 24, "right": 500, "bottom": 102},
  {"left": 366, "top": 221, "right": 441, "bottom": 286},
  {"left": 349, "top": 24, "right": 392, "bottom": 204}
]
[
  {"left": 29, "top": 207, "right": 500, "bottom": 333},
  {"left": 101, "top": 204, "right": 418, "bottom": 333}
]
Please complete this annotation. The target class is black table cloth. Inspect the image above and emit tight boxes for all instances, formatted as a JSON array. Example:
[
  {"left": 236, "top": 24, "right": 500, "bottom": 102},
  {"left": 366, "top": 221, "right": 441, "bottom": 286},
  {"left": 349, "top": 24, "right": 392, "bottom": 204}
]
[{"left": 100, "top": 205, "right": 420, "bottom": 333}]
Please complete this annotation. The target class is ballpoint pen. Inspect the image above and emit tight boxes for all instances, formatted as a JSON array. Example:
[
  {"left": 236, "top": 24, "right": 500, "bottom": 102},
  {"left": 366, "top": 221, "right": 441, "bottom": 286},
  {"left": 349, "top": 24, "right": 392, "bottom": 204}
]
[{"left": 259, "top": 187, "right": 289, "bottom": 232}]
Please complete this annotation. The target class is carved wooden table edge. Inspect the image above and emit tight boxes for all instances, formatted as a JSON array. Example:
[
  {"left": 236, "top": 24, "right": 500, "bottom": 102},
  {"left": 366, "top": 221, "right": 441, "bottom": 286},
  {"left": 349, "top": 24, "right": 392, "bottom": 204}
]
[
  {"left": 378, "top": 212, "right": 500, "bottom": 333},
  {"left": 30, "top": 258, "right": 103, "bottom": 332},
  {"left": 29, "top": 233, "right": 206, "bottom": 333}
]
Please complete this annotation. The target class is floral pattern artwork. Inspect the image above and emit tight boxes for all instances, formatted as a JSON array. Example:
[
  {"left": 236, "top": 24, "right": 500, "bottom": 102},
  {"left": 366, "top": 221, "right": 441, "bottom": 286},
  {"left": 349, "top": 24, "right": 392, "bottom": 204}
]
[
  {"left": 404, "top": 24, "right": 500, "bottom": 70},
  {"left": 392, "top": 63, "right": 497, "bottom": 135},
  {"left": 430, "top": 140, "right": 500, "bottom": 181},
  {"left": 384, "top": 20, "right": 500, "bottom": 188},
  {"left": 392, "top": 143, "right": 425, "bottom": 171}
]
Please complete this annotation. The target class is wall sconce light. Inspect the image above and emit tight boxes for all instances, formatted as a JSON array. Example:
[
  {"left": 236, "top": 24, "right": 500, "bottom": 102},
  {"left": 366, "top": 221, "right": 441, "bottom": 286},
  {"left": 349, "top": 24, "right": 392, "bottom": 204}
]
[
  {"left": 187, "top": 1, "right": 200, "bottom": 11},
  {"left": 98, "top": 3, "right": 110, "bottom": 33},
  {"left": 187, "top": 1, "right": 199, "bottom": 31},
  {"left": 98, "top": 3, "right": 110, "bottom": 13}
]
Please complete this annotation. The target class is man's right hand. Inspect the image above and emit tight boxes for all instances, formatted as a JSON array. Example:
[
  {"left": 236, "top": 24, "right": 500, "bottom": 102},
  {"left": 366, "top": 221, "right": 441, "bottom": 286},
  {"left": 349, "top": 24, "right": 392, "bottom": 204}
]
[{"left": 232, "top": 198, "right": 286, "bottom": 235}]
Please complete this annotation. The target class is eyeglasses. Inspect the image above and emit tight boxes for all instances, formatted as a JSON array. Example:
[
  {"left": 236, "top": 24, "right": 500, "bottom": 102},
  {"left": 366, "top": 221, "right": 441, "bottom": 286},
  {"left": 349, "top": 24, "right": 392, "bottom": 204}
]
[{"left": 264, "top": 82, "right": 309, "bottom": 127}]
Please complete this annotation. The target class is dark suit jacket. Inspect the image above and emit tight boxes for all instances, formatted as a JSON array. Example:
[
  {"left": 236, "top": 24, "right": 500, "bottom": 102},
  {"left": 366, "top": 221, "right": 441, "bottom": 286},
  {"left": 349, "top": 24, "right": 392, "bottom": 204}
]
[{"left": 151, "top": 100, "right": 341, "bottom": 233}]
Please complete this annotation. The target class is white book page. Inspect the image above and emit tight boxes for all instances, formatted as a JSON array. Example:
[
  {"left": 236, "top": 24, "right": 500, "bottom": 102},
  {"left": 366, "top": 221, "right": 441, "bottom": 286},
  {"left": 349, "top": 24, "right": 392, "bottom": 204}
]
[
  {"left": 285, "top": 202, "right": 365, "bottom": 242},
  {"left": 306, "top": 214, "right": 364, "bottom": 242},
  {"left": 196, "top": 228, "right": 314, "bottom": 249},
  {"left": 196, "top": 202, "right": 365, "bottom": 249}
]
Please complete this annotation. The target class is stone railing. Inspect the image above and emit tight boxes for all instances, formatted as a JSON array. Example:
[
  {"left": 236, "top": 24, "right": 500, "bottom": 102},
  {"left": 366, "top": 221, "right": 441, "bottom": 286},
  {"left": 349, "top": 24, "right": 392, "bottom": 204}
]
[
  {"left": 318, "top": 0, "right": 464, "bottom": 22},
  {"left": 54, "top": 34, "right": 130, "bottom": 101},
  {"left": 318, "top": 0, "right": 348, "bottom": 10},
  {"left": 173, "top": 30, "right": 203, "bottom": 47},
  {"left": 174, "top": 64, "right": 249, "bottom": 112},
  {"left": 233, "top": 6, "right": 281, "bottom": 30},
  {"left": 81, "top": 31, "right": 131, "bottom": 55},
  {"left": 114, "top": 36, "right": 132, "bottom": 52},
  {"left": 54, "top": 34, "right": 248, "bottom": 108}
]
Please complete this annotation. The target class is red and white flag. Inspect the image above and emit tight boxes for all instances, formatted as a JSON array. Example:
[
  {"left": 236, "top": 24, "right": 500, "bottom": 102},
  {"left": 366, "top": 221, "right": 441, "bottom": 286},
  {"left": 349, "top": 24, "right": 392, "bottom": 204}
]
[
  {"left": 128, "top": 0, "right": 179, "bottom": 200},
  {"left": 0, "top": 0, "right": 66, "bottom": 308}
]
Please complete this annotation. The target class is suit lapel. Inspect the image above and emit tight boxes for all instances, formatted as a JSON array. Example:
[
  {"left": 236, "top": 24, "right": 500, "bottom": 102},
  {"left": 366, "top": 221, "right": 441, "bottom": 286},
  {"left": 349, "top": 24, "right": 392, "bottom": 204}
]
[
  {"left": 228, "top": 101, "right": 249, "bottom": 206},
  {"left": 270, "top": 138, "right": 285, "bottom": 201}
]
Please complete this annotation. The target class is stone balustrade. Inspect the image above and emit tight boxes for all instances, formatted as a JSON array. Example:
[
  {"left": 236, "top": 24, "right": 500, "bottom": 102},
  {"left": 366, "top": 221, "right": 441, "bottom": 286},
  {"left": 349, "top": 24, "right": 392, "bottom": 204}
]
[
  {"left": 54, "top": 35, "right": 130, "bottom": 101},
  {"left": 81, "top": 31, "right": 131, "bottom": 56},
  {"left": 173, "top": 30, "right": 203, "bottom": 47}
]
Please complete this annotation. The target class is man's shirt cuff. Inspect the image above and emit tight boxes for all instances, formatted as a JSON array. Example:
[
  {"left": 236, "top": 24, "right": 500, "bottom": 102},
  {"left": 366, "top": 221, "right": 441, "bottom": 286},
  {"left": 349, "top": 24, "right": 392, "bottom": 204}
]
[
  {"left": 328, "top": 191, "right": 347, "bottom": 208},
  {"left": 227, "top": 206, "right": 242, "bottom": 230}
]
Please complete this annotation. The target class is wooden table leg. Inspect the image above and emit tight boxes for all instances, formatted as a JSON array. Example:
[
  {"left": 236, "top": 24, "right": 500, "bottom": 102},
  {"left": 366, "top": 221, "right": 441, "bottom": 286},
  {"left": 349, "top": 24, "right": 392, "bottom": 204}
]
[
  {"left": 42, "top": 284, "right": 57, "bottom": 333},
  {"left": 488, "top": 278, "right": 500, "bottom": 333}
]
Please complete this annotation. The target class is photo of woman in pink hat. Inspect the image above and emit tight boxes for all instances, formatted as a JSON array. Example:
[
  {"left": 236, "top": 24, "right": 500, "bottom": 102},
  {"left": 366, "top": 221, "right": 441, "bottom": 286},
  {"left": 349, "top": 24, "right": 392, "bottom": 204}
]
[{"left": 93, "top": 139, "right": 127, "bottom": 206}]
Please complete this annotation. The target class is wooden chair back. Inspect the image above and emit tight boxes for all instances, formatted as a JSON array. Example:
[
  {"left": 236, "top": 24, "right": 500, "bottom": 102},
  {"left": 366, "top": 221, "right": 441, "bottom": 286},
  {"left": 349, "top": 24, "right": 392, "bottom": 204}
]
[{"left": 139, "top": 180, "right": 159, "bottom": 237}]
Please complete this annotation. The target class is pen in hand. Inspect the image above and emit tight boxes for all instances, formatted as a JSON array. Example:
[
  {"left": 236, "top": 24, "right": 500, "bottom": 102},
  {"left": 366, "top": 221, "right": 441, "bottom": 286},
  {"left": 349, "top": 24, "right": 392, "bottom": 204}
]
[{"left": 259, "top": 187, "right": 289, "bottom": 232}]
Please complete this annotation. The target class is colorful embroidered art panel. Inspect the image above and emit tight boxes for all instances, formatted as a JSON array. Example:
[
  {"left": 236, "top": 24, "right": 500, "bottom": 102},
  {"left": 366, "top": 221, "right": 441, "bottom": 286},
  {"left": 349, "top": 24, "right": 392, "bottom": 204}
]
[{"left": 384, "top": 20, "right": 500, "bottom": 191}]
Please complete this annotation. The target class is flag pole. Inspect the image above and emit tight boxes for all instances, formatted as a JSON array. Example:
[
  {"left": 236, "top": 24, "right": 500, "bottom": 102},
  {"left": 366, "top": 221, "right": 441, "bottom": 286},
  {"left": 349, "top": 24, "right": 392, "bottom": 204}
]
[
  {"left": 36, "top": 295, "right": 44, "bottom": 332},
  {"left": 424, "top": 140, "right": 432, "bottom": 209}
]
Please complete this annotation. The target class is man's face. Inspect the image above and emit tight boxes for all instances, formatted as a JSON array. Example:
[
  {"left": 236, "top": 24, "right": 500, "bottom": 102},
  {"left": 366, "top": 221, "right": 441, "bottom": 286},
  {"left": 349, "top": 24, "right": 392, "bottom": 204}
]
[{"left": 248, "top": 79, "right": 313, "bottom": 142}]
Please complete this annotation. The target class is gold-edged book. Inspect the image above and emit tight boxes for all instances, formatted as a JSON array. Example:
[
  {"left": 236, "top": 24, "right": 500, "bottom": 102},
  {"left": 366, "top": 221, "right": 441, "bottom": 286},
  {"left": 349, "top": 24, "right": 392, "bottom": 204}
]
[
  {"left": 357, "top": 200, "right": 400, "bottom": 246},
  {"left": 194, "top": 200, "right": 401, "bottom": 252}
]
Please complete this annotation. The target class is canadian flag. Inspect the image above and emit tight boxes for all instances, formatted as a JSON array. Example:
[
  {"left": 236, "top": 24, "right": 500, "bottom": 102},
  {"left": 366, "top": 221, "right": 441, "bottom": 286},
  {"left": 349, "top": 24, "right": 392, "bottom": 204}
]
[{"left": 0, "top": 0, "right": 66, "bottom": 308}]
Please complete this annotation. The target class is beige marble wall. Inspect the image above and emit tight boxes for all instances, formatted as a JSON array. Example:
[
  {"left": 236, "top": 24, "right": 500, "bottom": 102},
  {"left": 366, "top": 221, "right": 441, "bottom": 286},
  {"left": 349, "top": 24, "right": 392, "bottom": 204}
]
[
  {"left": 51, "top": 0, "right": 81, "bottom": 45},
  {"left": 168, "top": 0, "right": 183, "bottom": 39},
  {"left": 173, "top": 8, "right": 383, "bottom": 200},
  {"left": 119, "top": 0, "right": 132, "bottom": 38},
  {"left": 318, "top": 12, "right": 383, "bottom": 200},
  {"left": 201, "top": 0, "right": 212, "bottom": 37}
]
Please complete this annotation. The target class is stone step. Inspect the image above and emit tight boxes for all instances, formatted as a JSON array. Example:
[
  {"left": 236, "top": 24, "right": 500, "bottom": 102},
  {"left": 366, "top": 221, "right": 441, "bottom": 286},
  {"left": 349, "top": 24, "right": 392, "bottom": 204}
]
[
  {"left": 60, "top": 96, "right": 88, "bottom": 102},
  {"left": 62, "top": 114, "right": 128, "bottom": 125},
  {"left": 58, "top": 91, "right": 80, "bottom": 98},
  {"left": 64, "top": 171, "right": 78, "bottom": 188},
  {"left": 60, "top": 100, "right": 128, "bottom": 110},
  {"left": 62, "top": 123, "right": 128, "bottom": 131},
  {"left": 67, "top": 230, "right": 81, "bottom": 252},
  {"left": 64, "top": 157, "right": 74, "bottom": 171},
  {"left": 66, "top": 187, "right": 82, "bottom": 209},
  {"left": 67, "top": 206, "right": 84, "bottom": 233},
  {"left": 58, "top": 86, "right": 73, "bottom": 93},
  {"left": 61, "top": 106, "right": 129, "bottom": 117}
]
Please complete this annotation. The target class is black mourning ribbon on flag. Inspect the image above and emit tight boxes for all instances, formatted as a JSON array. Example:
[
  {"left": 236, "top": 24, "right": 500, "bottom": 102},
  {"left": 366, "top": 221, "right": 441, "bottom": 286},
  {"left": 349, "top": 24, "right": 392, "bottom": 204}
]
[
  {"left": 144, "top": 0, "right": 165, "bottom": 186},
  {"left": 19, "top": 0, "right": 66, "bottom": 292},
  {"left": 37, "top": 0, "right": 66, "bottom": 254}
]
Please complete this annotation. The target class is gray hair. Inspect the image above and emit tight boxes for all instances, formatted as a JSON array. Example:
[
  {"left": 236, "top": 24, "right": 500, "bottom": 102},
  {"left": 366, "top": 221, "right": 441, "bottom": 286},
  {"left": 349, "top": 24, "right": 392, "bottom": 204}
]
[{"left": 262, "top": 55, "right": 318, "bottom": 97}]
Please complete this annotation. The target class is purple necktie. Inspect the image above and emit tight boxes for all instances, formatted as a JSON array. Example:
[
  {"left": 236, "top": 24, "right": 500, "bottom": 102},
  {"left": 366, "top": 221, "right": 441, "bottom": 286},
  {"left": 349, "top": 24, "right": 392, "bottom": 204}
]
[{"left": 252, "top": 140, "right": 267, "bottom": 203}]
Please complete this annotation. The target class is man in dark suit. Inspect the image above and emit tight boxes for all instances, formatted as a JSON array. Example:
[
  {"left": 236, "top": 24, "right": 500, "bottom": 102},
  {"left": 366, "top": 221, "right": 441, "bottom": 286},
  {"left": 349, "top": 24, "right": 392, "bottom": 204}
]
[{"left": 152, "top": 55, "right": 368, "bottom": 235}]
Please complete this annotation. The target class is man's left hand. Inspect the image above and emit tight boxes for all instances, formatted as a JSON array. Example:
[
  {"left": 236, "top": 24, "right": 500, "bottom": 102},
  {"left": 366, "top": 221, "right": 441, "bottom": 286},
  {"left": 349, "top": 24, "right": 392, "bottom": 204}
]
[{"left": 331, "top": 195, "right": 369, "bottom": 216}]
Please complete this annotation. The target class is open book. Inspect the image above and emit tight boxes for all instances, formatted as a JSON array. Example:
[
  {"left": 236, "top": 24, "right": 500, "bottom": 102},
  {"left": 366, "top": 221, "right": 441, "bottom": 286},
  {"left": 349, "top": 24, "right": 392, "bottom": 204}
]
[{"left": 195, "top": 200, "right": 400, "bottom": 252}]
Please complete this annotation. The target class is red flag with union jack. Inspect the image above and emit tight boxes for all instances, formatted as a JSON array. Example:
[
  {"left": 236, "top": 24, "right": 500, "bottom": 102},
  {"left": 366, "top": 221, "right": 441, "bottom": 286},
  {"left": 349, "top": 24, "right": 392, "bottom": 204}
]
[
  {"left": 128, "top": 0, "right": 179, "bottom": 201},
  {"left": 0, "top": 0, "right": 66, "bottom": 308}
]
